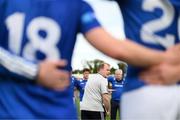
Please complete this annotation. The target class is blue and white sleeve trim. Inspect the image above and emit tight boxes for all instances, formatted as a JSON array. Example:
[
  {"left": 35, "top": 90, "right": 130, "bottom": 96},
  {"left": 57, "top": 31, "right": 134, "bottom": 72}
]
[{"left": 0, "top": 47, "right": 38, "bottom": 80}]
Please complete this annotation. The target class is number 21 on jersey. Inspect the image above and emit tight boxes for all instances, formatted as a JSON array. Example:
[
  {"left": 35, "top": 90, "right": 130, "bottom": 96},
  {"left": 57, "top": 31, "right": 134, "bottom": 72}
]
[{"left": 141, "top": 0, "right": 177, "bottom": 48}]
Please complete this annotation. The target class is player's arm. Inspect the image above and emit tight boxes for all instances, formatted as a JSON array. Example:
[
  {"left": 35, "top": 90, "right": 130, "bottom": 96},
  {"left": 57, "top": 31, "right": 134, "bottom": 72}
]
[
  {"left": 0, "top": 47, "right": 70, "bottom": 90},
  {"left": 140, "top": 44, "right": 180, "bottom": 85},
  {"left": 0, "top": 47, "right": 38, "bottom": 79},
  {"left": 80, "top": 1, "right": 168, "bottom": 68},
  {"left": 72, "top": 77, "right": 80, "bottom": 98},
  {"left": 99, "top": 76, "right": 111, "bottom": 115},
  {"left": 85, "top": 27, "right": 166, "bottom": 67},
  {"left": 102, "top": 93, "right": 111, "bottom": 115},
  {"left": 140, "top": 63, "right": 180, "bottom": 85}
]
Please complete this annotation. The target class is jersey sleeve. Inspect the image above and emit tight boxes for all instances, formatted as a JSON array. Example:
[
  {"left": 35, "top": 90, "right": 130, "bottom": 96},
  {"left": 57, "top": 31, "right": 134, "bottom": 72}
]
[
  {"left": 74, "top": 77, "right": 79, "bottom": 88},
  {"left": 0, "top": 47, "right": 38, "bottom": 80},
  {"left": 79, "top": 1, "right": 101, "bottom": 34},
  {"left": 107, "top": 76, "right": 114, "bottom": 83}
]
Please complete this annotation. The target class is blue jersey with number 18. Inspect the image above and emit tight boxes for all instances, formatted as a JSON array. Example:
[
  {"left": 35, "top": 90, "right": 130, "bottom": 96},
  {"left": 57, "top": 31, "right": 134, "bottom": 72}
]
[{"left": 0, "top": 0, "right": 100, "bottom": 118}]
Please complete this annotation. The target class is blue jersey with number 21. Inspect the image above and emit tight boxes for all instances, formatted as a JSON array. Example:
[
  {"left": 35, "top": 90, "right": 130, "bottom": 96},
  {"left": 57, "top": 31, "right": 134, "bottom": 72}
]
[
  {"left": 115, "top": 0, "right": 180, "bottom": 91},
  {"left": 0, "top": 0, "right": 100, "bottom": 118}
]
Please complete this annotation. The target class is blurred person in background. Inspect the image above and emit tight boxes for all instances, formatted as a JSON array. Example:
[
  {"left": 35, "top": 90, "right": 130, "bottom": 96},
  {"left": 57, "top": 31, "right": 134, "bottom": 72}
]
[
  {"left": 108, "top": 69, "right": 124, "bottom": 120},
  {"left": 81, "top": 63, "right": 111, "bottom": 120},
  {"left": 74, "top": 68, "right": 90, "bottom": 102}
]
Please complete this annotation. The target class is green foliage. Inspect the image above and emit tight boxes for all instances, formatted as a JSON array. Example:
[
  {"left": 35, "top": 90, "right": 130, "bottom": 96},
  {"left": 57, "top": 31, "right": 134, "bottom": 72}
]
[
  {"left": 85, "top": 59, "right": 104, "bottom": 73},
  {"left": 75, "top": 98, "right": 81, "bottom": 120},
  {"left": 72, "top": 59, "right": 128, "bottom": 77},
  {"left": 117, "top": 62, "right": 128, "bottom": 75},
  {"left": 72, "top": 69, "right": 81, "bottom": 74},
  {"left": 110, "top": 67, "right": 116, "bottom": 74}
]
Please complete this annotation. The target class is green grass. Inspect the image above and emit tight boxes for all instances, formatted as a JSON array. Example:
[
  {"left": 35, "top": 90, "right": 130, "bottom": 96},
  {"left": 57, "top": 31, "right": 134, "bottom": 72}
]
[
  {"left": 75, "top": 98, "right": 120, "bottom": 120},
  {"left": 75, "top": 98, "right": 81, "bottom": 120}
]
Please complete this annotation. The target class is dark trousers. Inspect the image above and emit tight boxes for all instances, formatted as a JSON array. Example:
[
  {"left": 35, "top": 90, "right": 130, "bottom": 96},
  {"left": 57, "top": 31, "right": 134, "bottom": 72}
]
[
  {"left": 81, "top": 110, "right": 105, "bottom": 120},
  {"left": 110, "top": 100, "right": 120, "bottom": 120}
]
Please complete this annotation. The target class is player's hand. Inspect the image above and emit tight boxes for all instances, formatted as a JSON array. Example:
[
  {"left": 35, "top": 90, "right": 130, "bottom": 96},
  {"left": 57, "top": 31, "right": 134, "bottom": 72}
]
[
  {"left": 106, "top": 111, "right": 110, "bottom": 116},
  {"left": 140, "top": 63, "right": 180, "bottom": 85},
  {"left": 165, "top": 43, "right": 180, "bottom": 65},
  {"left": 37, "top": 59, "right": 70, "bottom": 91}
]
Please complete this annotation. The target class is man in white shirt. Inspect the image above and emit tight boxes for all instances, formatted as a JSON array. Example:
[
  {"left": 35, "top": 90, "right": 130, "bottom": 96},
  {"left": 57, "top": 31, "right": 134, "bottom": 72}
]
[{"left": 81, "top": 63, "right": 111, "bottom": 120}]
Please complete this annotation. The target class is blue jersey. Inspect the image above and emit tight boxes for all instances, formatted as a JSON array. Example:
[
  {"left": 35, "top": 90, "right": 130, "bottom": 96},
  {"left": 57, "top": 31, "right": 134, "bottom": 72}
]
[
  {"left": 75, "top": 78, "right": 88, "bottom": 101},
  {"left": 115, "top": 0, "right": 180, "bottom": 92},
  {"left": 108, "top": 76, "right": 124, "bottom": 101},
  {"left": 71, "top": 76, "right": 78, "bottom": 87},
  {"left": 0, "top": 47, "right": 38, "bottom": 80},
  {"left": 0, "top": 0, "right": 100, "bottom": 118}
]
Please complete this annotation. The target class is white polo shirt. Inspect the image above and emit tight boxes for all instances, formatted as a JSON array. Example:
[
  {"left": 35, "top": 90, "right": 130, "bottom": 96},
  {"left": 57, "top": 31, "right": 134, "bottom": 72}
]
[{"left": 81, "top": 74, "right": 108, "bottom": 112}]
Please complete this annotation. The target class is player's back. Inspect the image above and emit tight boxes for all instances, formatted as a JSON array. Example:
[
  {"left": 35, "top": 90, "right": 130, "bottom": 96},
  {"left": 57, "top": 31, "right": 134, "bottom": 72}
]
[
  {"left": 115, "top": 0, "right": 180, "bottom": 92},
  {"left": 0, "top": 0, "right": 80, "bottom": 67},
  {"left": 76, "top": 79, "right": 87, "bottom": 101},
  {"left": 0, "top": 0, "right": 83, "bottom": 118}
]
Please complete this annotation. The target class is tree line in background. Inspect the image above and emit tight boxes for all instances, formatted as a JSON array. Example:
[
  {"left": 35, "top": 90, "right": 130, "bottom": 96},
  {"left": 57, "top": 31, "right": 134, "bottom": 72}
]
[{"left": 72, "top": 59, "right": 128, "bottom": 75}]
